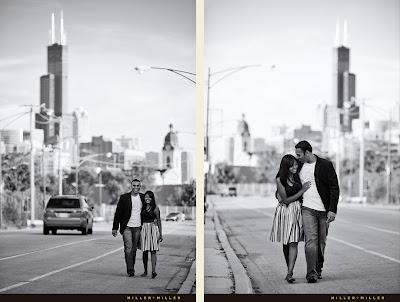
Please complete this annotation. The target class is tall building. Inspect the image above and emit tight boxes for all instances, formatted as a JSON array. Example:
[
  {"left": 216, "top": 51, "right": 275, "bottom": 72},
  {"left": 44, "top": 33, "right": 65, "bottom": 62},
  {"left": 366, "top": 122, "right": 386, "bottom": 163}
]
[
  {"left": 116, "top": 136, "right": 141, "bottom": 150},
  {"left": 145, "top": 152, "right": 160, "bottom": 168},
  {"left": 36, "top": 12, "right": 68, "bottom": 145},
  {"left": 80, "top": 136, "right": 113, "bottom": 168},
  {"left": 332, "top": 19, "right": 359, "bottom": 132},
  {"left": 181, "top": 151, "right": 194, "bottom": 184}
]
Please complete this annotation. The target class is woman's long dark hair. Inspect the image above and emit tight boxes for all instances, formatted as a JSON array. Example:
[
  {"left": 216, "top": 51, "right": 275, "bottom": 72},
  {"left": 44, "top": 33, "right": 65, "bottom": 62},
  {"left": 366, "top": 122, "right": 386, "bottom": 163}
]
[
  {"left": 144, "top": 191, "right": 157, "bottom": 211},
  {"left": 276, "top": 154, "right": 301, "bottom": 186}
]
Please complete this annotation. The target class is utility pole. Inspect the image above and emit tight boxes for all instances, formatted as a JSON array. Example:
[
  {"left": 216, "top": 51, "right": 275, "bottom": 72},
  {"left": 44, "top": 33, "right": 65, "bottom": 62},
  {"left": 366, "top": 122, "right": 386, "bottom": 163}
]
[
  {"left": 58, "top": 118, "right": 63, "bottom": 195},
  {"left": 387, "top": 112, "right": 392, "bottom": 204},
  {"left": 359, "top": 99, "right": 365, "bottom": 203},
  {"left": 42, "top": 146, "right": 46, "bottom": 208},
  {"left": 205, "top": 68, "right": 211, "bottom": 195},
  {"left": 0, "top": 135, "right": 3, "bottom": 229},
  {"left": 29, "top": 106, "right": 35, "bottom": 222}
]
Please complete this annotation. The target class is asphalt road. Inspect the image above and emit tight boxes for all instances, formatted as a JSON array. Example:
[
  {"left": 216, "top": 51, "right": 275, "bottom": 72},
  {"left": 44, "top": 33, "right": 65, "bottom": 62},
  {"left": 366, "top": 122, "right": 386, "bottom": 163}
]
[
  {"left": 209, "top": 195, "right": 400, "bottom": 294},
  {"left": 0, "top": 220, "right": 195, "bottom": 294}
]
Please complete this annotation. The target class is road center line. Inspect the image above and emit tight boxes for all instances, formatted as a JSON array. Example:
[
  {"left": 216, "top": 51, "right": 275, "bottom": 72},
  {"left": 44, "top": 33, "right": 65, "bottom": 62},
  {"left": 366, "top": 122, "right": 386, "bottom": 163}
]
[
  {"left": 337, "top": 219, "right": 400, "bottom": 235},
  {"left": 216, "top": 202, "right": 400, "bottom": 265},
  {"left": 0, "top": 225, "right": 181, "bottom": 293},
  {"left": 329, "top": 236, "right": 400, "bottom": 264},
  {"left": 0, "top": 236, "right": 108, "bottom": 261}
]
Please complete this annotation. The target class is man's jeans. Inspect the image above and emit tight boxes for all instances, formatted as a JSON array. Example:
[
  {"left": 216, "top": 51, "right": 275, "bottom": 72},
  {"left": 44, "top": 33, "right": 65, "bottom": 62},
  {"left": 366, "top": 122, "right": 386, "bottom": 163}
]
[
  {"left": 302, "top": 206, "right": 328, "bottom": 279},
  {"left": 122, "top": 227, "right": 141, "bottom": 274}
]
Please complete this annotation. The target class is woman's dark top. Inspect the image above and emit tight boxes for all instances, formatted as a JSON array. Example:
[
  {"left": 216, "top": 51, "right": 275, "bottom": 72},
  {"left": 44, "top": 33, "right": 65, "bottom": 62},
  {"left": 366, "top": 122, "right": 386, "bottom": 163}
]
[
  {"left": 141, "top": 206, "right": 157, "bottom": 223},
  {"left": 284, "top": 181, "right": 303, "bottom": 202}
]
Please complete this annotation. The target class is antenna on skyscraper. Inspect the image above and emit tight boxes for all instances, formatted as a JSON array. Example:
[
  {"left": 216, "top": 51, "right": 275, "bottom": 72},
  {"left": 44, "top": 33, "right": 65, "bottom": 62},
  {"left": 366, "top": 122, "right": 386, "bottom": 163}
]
[
  {"left": 51, "top": 12, "right": 55, "bottom": 44},
  {"left": 343, "top": 19, "right": 348, "bottom": 47},
  {"left": 334, "top": 18, "right": 340, "bottom": 47},
  {"left": 60, "top": 11, "right": 67, "bottom": 45}
]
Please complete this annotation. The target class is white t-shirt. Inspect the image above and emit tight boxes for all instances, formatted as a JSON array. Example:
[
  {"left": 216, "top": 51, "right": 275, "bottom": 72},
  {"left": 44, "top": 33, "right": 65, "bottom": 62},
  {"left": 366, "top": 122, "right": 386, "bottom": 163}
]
[
  {"left": 127, "top": 194, "right": 142, "bottom": 227},
  {"left": 300, "top": 161, "right": 326, "bottom": 211}
]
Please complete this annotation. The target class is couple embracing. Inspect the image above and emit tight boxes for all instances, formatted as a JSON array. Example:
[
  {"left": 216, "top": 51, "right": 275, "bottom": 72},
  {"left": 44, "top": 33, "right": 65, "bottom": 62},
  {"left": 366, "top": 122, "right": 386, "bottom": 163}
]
[
  {"left": 112, "top": 179, "right": 163, "bottom": 278},
  {"left": 270, "top": 140, "right": 339, "bottom": 283}
]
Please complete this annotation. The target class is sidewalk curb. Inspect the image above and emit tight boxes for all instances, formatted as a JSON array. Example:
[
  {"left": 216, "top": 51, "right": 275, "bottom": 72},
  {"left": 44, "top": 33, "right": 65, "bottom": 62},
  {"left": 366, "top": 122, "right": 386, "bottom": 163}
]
[
  {"left": 212, "top": 205, "right": 253, "bottom": 294},
  {"left": 177, "top": 259, "right": 196, "bottom": 294}
]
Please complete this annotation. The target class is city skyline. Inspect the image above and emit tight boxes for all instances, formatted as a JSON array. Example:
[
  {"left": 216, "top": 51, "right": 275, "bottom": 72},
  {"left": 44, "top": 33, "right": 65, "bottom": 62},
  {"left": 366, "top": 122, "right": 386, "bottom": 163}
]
[
  {"left": 206, "top": 0, "right": 399, "bottom": 162},
  {"left": 0, "top": 0, "right": 195, "bottom": 153}
]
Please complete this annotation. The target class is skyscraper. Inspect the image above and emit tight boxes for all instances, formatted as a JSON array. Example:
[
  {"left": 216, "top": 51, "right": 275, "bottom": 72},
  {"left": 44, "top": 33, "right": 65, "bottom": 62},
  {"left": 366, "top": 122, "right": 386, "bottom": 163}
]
[
  {"left": 333, "top": 19, "right": 359, "bottom": 132},
  {"left": 36, "top": 12, "right": 68, "bottom": 145}
]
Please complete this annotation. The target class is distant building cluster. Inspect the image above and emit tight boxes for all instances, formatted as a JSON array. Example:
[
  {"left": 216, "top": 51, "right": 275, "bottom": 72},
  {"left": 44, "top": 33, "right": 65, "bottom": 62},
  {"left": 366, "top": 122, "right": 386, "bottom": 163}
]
[{"left": 0, "top": 12, "right": 194, "bottom": 187}]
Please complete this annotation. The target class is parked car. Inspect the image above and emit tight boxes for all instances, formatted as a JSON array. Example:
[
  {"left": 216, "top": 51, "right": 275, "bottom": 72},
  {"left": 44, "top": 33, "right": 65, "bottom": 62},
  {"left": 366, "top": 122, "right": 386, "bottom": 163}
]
[
  {"left": 220, "top": 186, "right": 237, "bottom": 197},
  {"left": 165, "top": 212, "right": 186, "bottom": 222},
  {"left": 43, "top": 195, "right": 94, "bottom": 235}
]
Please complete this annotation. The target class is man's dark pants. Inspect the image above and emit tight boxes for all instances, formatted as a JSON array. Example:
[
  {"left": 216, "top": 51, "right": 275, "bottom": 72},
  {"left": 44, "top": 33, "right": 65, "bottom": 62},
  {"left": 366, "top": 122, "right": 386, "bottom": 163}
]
[
  {"left": 302, "top": 206, "right": 328, "bottom": 280},
  {"left": 122, "top": 227, "right": 141, "bottom": 274}
]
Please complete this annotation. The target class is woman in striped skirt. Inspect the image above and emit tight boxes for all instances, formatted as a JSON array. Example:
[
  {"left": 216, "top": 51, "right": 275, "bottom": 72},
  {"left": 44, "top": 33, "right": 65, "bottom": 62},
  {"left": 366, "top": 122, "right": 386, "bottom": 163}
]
[
  {"left": 270, "top": 154, "right": 311, "bottom": 283},
  {"left": 140, "top": 191, "right": 163, "bottom": 279}
]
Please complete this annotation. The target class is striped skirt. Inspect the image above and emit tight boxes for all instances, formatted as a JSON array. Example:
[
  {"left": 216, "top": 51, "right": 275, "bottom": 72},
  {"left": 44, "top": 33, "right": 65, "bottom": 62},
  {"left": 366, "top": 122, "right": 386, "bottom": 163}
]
[
  {"left": 270, "top": 200, "right": 304, "bottom": 244},
  {"left": 141, "top": 222, "right": 160, "bottom": 251}
]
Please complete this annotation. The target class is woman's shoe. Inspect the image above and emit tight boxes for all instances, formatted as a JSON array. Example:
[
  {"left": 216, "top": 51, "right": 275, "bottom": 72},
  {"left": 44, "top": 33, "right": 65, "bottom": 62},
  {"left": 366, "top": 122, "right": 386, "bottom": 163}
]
[
  {"left": 285, "top": 273, "right": 295, "bottom": 283},
  {"left": 152, "top": 272, "right": 157, "bottom": 279},
  {"left": 141, "top": 272, "right": 147, "bottom": 277}
]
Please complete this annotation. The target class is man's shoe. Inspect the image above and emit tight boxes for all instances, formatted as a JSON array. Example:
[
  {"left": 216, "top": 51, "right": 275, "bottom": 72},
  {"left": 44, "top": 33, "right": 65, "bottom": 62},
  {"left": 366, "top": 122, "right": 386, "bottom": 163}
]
[
  {"left": 141, "top": 272, "right": 148, "bottom": 277},
  {"left": 307, "top": 276, "right": 318, "bottom": 283},
  {"left": 317, "top": 272, "right": 322, "bottom": 279},
  {"left": 128, "top": 272, "right": 135, "bottom": 277},
  {"left": 151, "top": 272, "right": 157, "bottom": 279}
]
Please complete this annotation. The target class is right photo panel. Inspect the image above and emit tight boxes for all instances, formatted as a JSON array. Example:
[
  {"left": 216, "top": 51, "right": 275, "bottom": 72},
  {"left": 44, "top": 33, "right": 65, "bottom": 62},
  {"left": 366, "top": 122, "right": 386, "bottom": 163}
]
[{"left": 204, "top": 0, "right": 400, "bottom": 296}]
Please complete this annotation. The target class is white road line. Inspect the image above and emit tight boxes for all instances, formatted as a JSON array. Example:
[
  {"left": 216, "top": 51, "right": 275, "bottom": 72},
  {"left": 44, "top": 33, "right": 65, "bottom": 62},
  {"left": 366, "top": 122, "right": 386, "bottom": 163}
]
[
  {"left": 337, "top": 219, "right": 400, "bottom": 235},
  {"left": 0, "top": 225, "right": 182, "bottom": 293},
  {"left": 329, "top": 236, "right": 400, "bottom": 264},
  {"left": 226, "top": 204, "right": 400, "bottom": 265},
  {"left": 0, "top": 247, "right": 124, "bottom": 293},
  {"left": 0, "top": 237, "right": 108, "bottom": 261}
]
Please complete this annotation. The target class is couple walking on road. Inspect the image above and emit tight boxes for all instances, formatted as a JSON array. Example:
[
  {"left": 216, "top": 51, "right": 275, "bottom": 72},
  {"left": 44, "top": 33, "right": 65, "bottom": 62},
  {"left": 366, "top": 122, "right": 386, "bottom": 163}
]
[
  {"left": 112, "top": 179, "right": 163, "bottom": 278},
  {"left": 270, "top": 140, "right": 340, "bottom": 284}
]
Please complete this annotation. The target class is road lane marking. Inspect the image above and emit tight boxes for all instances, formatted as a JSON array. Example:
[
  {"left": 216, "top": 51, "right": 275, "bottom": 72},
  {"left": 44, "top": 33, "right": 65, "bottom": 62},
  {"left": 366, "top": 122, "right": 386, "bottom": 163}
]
[
  {"left": 222, "top": 204, "right": 400, "bottom": 265},
  {"left": 0, "top": 247, "right": 124, "bottom": 293},
  {"left": 337, "top": 219, "right": 400, "bottom": 236},
  {"left": 0, "top": 224, "right": 183, "bottom": 293},
  {"left": 0, "top": 237, "right": 108, "bottom": 261},
  {"left": 329, "top": 236, "right": 400, "bottom": 264}
]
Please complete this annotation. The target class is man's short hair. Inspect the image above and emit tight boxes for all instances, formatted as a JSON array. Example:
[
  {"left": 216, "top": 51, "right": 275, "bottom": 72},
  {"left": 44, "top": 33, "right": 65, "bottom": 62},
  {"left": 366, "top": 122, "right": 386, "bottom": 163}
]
[
  {"left": 295, "top": 140, "right": 313, "bottom": 153},
  {"left": 131, "top": 178, "right": 141, "bottom": 184}
]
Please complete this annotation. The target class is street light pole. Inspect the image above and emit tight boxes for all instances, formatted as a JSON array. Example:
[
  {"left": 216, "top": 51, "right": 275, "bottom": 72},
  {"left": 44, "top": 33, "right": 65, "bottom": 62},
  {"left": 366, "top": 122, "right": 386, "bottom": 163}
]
[
  {"left": 386, "top": 112, "right": 392, "bottom": 204},
  {"left": 134, "top": 66, "right": 196, "bottom": 84},
  {"left": 359, "top": 98, "right": 365, "bottom": 203},
  {"left": 58, "top": 118, "right": 63, "bottom": 195},
  {"left": 204, "top": 64, "right": 275, "bottom": 194},
  {"left": 29, "top": 106, "right": 35, "bottom": 222}
]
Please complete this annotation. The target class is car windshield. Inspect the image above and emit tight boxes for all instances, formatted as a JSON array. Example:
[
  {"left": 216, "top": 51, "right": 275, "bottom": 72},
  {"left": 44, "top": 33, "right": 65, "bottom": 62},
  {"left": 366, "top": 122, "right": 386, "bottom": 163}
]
[
  {"left": 47, "top": 198, "right": 80, "bottom": 209},
  {"left": 167, "top": 213, "right": 178, "bottom": 216}
]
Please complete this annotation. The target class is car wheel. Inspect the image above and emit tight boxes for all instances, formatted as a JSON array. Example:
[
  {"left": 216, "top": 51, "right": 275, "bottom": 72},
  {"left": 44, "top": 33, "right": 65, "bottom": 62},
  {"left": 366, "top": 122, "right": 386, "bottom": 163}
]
[
  {"left": 81, "top": 224, "right": 88, "bottom": 235},
  {"left": 51, "top": 228, "right": 57, "bottom": 235},
  {"left": 88, "top": 228, "right": 93, "bottom": 234},
  {"left": 43, "top": 226, "right": 49, "bottom": 235}
]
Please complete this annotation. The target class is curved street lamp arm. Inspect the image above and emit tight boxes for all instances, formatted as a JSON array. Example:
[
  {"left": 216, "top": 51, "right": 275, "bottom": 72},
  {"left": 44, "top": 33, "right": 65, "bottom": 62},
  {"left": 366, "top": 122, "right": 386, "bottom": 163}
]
[
  {"left": 209, "top": 64, "right": 274, "bottom": 88},
  {"left": 150, "top": 67, "right": 196, "bottom": 76},
  {"left": 166, "top": 69, "right": 196, "bottom": 83},
  {"left": 210, "top": 64, "right": 263, "bottom": 76},
  {"left": 210, "top": 67, "right": 252, "bottom": 88}
]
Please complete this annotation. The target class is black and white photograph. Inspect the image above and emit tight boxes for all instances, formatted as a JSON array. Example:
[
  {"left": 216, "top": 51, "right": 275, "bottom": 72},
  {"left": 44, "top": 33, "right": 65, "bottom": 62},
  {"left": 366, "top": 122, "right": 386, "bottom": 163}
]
[
  {"left": 0, "top": 0, "right": 195, "bottom": 296},
  {"left": 204, "top": 0, "right": 400, "bottom": 296}
]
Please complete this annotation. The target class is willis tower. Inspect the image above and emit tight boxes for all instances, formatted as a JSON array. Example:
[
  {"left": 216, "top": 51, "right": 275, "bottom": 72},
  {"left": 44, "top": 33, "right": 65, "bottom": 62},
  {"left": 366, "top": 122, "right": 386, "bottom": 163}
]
[{"left": 36, "top": 12, "right": 68, "bottom": 145}]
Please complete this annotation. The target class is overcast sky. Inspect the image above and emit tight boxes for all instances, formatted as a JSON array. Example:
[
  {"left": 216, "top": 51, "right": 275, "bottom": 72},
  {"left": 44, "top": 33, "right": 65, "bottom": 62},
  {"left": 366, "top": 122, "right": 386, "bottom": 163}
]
[
  {"left": 0, "top": 0, "right": 195, "bottom": 152},
  {"left": 205, "top": 0, "right": 399, "bottom": 161}
]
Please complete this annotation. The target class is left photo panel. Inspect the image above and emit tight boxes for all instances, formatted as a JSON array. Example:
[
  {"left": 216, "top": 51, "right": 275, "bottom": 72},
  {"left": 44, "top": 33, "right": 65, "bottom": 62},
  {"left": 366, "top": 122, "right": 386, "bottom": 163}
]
[{"left": 0, "top": 0, "right": 196, "bottom": 296}]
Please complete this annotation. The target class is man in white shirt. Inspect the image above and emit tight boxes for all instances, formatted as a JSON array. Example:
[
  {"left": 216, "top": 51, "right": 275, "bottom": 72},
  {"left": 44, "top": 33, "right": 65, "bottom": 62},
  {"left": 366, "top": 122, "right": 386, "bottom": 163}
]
[
  {"left": 295, "top": 141, "right": 339, "bottom": 283},
  {"left": 112, "top": 179, "right": 145, "bottom": 277}
]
